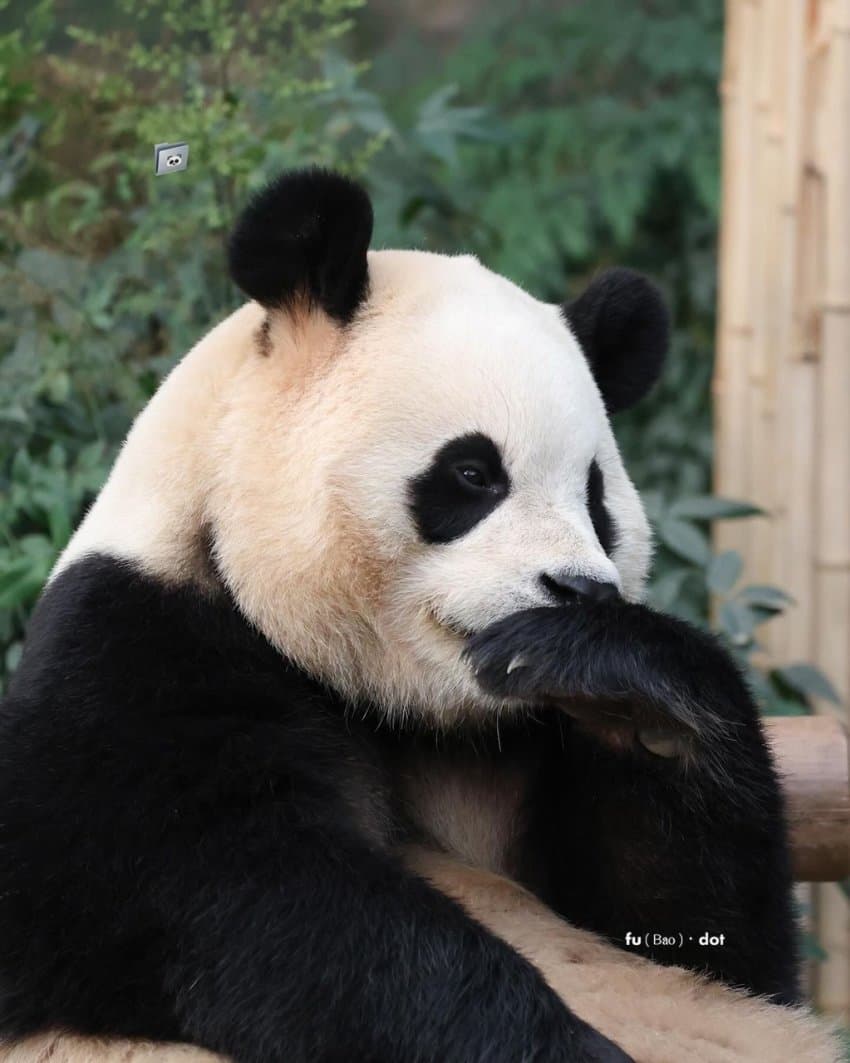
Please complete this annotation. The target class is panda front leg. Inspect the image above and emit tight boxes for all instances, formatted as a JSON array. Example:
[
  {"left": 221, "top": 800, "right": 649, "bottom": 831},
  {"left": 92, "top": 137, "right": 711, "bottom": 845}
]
[
  {"left": 466, "top": 600, "right": 800, "bottom": 1005},
  {"left": 157, "top": 828, "right": 634, "bottom": 1063}
]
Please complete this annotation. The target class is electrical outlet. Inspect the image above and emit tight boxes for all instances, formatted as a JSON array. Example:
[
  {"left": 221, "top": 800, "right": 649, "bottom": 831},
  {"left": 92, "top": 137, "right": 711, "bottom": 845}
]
[{"left": 154, "top": 141, "right": 189, "bottom": 176}]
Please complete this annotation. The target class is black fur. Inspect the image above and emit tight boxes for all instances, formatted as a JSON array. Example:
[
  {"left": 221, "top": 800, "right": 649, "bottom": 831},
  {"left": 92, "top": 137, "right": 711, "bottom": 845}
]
[
  {"left": 0, "top": 558, "right": 799, "bottom": 1059},
  {"left": 466, "top": 602, "right": 799, "bottom": 1002},
  {"left": 227, "top": 169, "right": 373, "bottom": 323},
  {"left": 586, "top": 460, "right": 617, "bottom": 555},
  {"left": 408, "top": 432, "right": 510, "bottom": 545},
  {"left": 563, "top": 269, "right": 669, "bottom": 413},
  {"left": 0, "top": 557, "right": 801, "bottom": 1062},
  {"left": 0, "top": 556, "right": 633, "bottom": 1063}
]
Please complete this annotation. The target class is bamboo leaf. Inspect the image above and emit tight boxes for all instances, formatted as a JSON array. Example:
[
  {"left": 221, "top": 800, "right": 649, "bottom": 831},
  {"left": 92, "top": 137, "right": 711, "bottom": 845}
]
[
  {"left": 669, "top": 496, "right": 764, "bottom": 522},
  {"left": 658, "top": 518, "right": 711, "bottom": 566},
  {"left": 705, "top": 550, "right": 742, "bottom": 594},
  {"left": 738, "top": 584, "right": 794, "bottom": 611},
  {"left": 718, "top": 601, "right": 755, "bottom": 646},
  {"left": 775, "top": 664, "right": 842, "bottom": 706}
]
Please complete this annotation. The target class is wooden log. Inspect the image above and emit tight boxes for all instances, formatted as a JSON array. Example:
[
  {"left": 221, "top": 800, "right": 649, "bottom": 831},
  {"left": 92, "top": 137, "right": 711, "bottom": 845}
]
[
  {"left": 1, "top": 850, "right": 845, "bottom": 1063},
  {"left": 766, "top": 714, "right": 850, "bottom": 881}
]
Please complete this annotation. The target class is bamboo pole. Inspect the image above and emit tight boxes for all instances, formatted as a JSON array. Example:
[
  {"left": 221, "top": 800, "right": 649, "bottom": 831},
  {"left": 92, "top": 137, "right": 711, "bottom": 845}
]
[
  {"left": 779, "top": 10, "right": 823, "bottom": 665},
  {"left": 715, "top": 0, "right": 757, "bottom": 562},
  {"left": 811, "top": 0, "right": 850, "bottom": 1018},
  {"left": 750, "top": 0, "right": 788, "bottom": 658},
  {"left": 717, "top": 0, "right": 850, "bottom": 1020},
  {"left": 771, "top": 3, "right": 808, "bottom": 665}
]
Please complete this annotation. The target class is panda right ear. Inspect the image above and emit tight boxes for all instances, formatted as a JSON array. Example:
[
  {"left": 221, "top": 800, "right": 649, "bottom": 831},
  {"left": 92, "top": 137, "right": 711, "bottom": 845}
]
[{"left": 227, "top": 168, "right": 374, "bottom": 325}]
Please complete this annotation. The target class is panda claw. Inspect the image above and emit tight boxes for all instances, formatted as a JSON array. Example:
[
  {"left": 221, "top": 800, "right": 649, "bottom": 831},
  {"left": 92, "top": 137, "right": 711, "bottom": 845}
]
[
  {"left": 506, "top": 655, "right": 528, "bottom": 675},
  {"left": 638, "top": 728, "right": 686, "bottom": 758}
]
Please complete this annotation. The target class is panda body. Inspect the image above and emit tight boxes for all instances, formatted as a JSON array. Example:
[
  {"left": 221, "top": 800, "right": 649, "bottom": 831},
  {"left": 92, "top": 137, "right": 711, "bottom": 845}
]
[{"left": 0, "top": 170, "right": 819, "bottom": 1063}]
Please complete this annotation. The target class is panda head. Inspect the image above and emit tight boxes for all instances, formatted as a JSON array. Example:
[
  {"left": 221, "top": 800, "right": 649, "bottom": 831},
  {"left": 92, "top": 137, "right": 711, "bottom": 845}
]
[
  {"left": 208, "top": 169, "right": 669, "bottom": 724},
  {"left": 63, "top": 169, "right": 667, "bottom": 726}
]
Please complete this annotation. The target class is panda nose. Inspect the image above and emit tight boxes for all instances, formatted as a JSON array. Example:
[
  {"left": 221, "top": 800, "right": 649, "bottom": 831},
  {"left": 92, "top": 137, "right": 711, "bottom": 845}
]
[{"left": 540, "top": 572, "right": 621, "bottom": 605}]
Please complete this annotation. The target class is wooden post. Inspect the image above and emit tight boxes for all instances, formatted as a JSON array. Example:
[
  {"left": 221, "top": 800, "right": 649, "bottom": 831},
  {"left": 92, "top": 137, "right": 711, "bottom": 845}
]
[
  {"left": 717, "top": 0, "right": 850, "bottom": 1020},
  {"left": 765, "top": 715, "right": 850, "bottom": 882}
]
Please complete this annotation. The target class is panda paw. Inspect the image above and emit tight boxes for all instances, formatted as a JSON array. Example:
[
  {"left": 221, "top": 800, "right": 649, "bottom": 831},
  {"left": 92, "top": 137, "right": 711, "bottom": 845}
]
[{"left": 465, "top": 601, "right": 757, "bottom": 755}]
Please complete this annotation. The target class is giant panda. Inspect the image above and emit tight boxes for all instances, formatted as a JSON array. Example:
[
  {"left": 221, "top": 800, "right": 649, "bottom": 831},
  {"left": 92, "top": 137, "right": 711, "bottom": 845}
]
[{"left": 0, "top": 170, "right": 841, "bottom": 1063}]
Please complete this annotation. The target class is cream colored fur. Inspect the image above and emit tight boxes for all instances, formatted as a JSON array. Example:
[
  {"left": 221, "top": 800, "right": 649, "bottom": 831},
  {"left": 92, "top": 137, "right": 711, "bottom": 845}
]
[
  {"left": 56, "top": 250, "right": 650, "bottom": 728},
  {"left": 410, "top": 851, "right": 842, "bottom": 1063},
  {"left": 2, "top": 851, "right": 840, "bottom": 1063}
]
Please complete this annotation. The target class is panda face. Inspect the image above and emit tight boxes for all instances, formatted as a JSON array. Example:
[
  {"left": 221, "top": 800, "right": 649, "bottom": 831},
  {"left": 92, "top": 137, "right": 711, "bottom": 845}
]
[
  {"left": 206, "top": 250, "right": 652, "bottom": 725},
  {"left": 318, "top": 252, "right": 651, "bottom": 721}
]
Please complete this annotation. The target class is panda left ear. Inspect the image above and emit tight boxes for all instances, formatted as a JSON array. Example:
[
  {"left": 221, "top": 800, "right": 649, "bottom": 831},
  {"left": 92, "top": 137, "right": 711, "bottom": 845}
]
[
  {"left": 562, "top": 268, "right": 669, "bottom": 413},
  {"left": 227, "top": 168, "right": 373, "bottom": 324}
]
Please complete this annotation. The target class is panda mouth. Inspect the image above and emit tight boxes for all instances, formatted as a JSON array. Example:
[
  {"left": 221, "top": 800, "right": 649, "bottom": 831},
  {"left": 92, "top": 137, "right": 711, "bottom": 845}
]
[{"left": 429, "top": 610, "right": 476, "bottom": 640}]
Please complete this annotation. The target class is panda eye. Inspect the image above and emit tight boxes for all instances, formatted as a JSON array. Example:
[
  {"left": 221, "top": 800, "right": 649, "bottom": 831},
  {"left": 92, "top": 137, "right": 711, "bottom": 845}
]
[
  {"left": 453, "top": 461, "right": 491, "bottom": 491},
  {"left": 408, "top": 432, "right": 510, "bottom": 545}
]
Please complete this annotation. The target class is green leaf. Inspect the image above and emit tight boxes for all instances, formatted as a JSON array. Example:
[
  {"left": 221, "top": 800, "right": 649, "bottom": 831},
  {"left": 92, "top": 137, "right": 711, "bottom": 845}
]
[
  {"left": 705, "top": 550, "right": 742, "bottom": 594},
  {"left": 669, "top": 496, "right": 764, "bottom": 522},
  {"left": 4, "top": 641, "right": 22, "bottom": 675},
  {"left": 776, "top": 664, "right": 842, "bottom": 706},
  {"left": 761, "top": 693, "right": 810, "bottom": 717},
  {"left": 744, "top": 667, "right": 809, "bottom": 716},
  {"left": 648, "top": 567, "right": 688, "bottom": 611},
  {"left": 718, "top": 601, "right": 755, "bottom": 646},
  {"left": 640, "top": 489, "right": 665, "bottom": 524},
  {"left": 738, "top": 584, "right": 794, "bottom": 611},
  {"left": 47, "top": 503, "right": 72, "bottom": 549},
  {"left": 743, "top": 666, "right": 773, "bottom": 705},
  {"left": 17, "top": 248, "right": 87, "bottom": 299},
  {"left": 0, "top": 568, "right": 46, "bottom": 611},
  {"left": 657, "top": 518, "right": 711, "bottom": 566}
]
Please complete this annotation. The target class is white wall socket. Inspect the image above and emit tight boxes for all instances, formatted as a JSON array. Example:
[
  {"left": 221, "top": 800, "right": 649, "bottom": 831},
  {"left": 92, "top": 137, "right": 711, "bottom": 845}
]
[{"left": 154, "top": 142, "right": 189, "bottom": 176}]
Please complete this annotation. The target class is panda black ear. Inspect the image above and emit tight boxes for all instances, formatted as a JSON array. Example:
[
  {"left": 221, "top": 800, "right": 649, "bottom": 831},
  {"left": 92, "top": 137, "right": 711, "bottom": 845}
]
[
  {"left": 227, "top": 168, "right": 374, "bottom": 324},
  {"left": 562, "top": 268, "right": 669, "bottom": 413}
]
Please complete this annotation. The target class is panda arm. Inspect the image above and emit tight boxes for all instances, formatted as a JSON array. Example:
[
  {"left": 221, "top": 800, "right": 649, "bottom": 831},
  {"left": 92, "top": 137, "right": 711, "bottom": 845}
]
[
  {"left": 467, "top": 601, "right": 800, "bottom": 1004},
  {"left": 159, "top": 823, "right": 637, "bottom": 1063},
  {"left": 0, "top": 557, "right": 631, "bottom": 1063}
]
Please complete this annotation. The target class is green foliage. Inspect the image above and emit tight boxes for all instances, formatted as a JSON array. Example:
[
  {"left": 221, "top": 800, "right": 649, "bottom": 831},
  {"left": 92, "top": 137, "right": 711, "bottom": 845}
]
[
  {"left": 377, "top": 0, "right": 721, "bottom": 282},
  {"left": 367, "top": 0, "right": 721, "bottom": 504},
  {"left": 0, "top": 0, "right": 496, "bottom": 691},
  {"left": 644, "top": 492, "right": 840, "bottom": 717}
]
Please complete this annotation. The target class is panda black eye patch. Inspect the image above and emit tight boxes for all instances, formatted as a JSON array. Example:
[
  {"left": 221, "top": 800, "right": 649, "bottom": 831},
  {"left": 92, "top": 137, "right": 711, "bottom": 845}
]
[
  {"left": 586, "top": 459, "right": 618, "bottom": 556},
  {"left": 408, "top": 433, "right": 509, "bottom": 544}
]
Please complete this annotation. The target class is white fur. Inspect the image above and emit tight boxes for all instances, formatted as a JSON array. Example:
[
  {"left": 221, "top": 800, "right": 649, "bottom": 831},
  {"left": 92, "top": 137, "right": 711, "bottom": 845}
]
[{"left": 56, "top": 250, "right": 650, "bottom": 726}]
